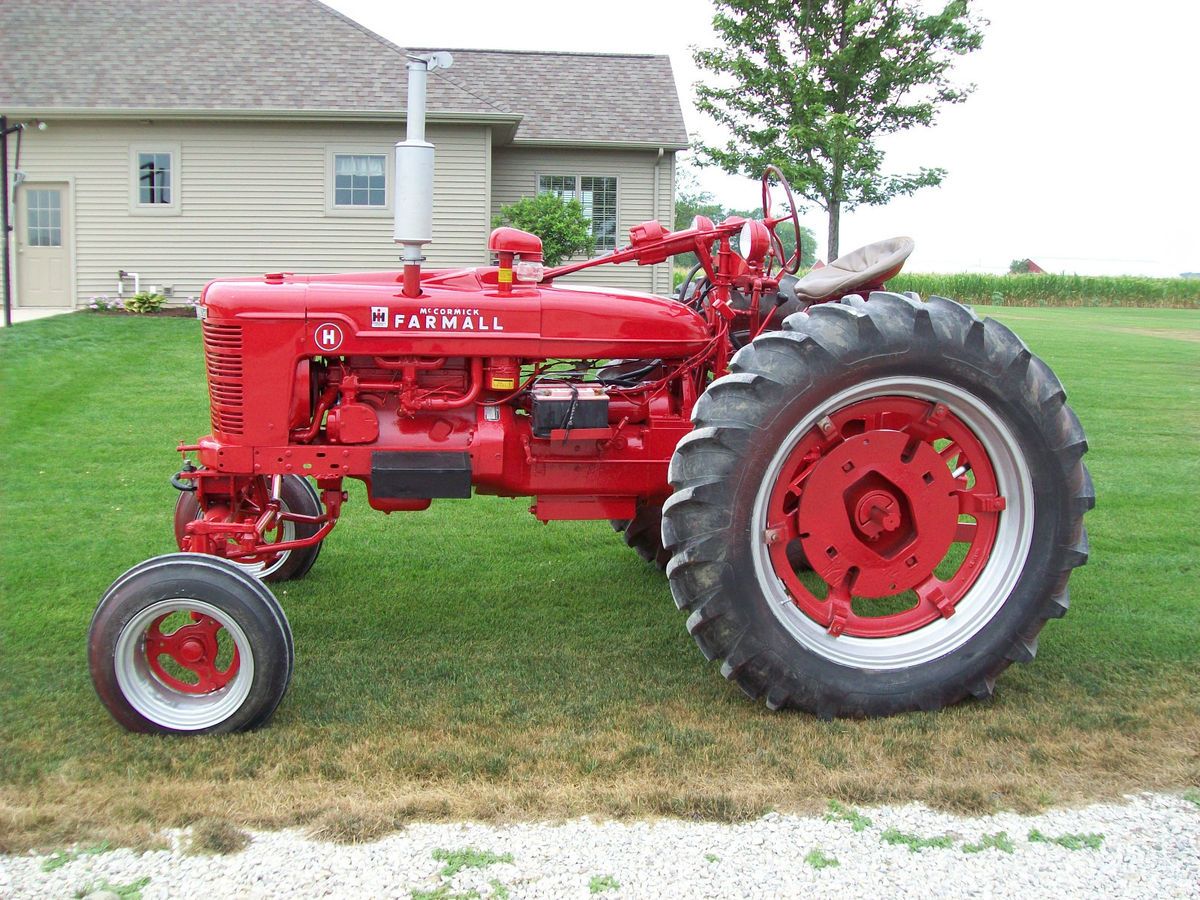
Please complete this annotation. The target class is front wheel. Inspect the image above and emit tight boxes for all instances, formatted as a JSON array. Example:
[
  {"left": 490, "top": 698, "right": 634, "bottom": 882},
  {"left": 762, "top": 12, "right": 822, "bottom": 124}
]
[
  {"left": 610, "top": 504, "right": 670, "bottom": 571},
  {"left": 88, "top": 553, "right": 294, "bottom": 734},
  {"left": 663, "top": 293, "right": 1093, "bottom": 717}
]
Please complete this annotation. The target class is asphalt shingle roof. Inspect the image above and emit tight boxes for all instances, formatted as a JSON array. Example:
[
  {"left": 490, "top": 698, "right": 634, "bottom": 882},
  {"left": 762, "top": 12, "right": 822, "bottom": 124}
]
[
  {"left": 0, "top": 0, "right": 688, "bottom": 147},
  {"left": 427, "top": 48, "right": 688, "bottom": 146}
]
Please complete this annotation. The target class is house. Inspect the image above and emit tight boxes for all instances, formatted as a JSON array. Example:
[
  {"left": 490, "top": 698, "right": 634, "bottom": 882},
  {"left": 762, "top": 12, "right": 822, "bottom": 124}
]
[{"left": 0, "top": 0, "right": 687, "bottom": 310}]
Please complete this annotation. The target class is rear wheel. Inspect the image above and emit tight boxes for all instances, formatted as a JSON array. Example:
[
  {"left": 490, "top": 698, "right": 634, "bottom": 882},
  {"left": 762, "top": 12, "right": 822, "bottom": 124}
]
[
  {"left": 663, "top": 293, "right": 1093, "bottom": 717},
  {"left": 88, "top": 553, "right": 293, "bottom": 734},
  {"left": 175, "top": 475, "right": 323, "bottom": 582}
]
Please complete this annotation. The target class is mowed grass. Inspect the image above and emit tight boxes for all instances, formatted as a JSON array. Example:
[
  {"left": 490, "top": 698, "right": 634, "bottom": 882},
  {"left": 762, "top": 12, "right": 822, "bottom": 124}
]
[{"left": 1, "top": 307, "right": 1197, "bottom": 850}]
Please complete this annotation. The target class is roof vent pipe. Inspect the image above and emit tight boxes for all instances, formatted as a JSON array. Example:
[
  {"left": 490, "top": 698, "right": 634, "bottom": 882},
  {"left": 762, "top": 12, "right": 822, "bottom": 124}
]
[{"left": 395, "top": 51, "right": 453, "bottom": 298}]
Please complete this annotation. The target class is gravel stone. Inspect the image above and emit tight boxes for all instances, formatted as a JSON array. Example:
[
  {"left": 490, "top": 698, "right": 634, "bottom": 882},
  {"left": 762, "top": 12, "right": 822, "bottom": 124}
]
[{"left": 1, "top": 792, "right": 1196, "bottom": 899}]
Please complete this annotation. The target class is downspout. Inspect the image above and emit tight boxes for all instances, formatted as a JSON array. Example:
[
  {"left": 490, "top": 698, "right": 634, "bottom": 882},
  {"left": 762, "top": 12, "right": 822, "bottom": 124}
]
[
  {"left": 652, "top": 146, "right": 663, "bottom": 294},
  {"left": 394, "top": 51, "right": 453, "bottom": 298}
]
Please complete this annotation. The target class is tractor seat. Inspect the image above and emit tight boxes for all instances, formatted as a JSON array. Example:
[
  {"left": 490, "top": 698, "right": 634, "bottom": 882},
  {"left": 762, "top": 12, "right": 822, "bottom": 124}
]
[{"left": 791, "top": 236, "right": 915, "bottom": 302}]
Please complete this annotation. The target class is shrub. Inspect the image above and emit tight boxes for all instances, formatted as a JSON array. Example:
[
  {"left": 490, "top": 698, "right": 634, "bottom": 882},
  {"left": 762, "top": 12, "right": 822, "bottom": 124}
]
[
  {"left": 493, "top": 194, "right": 595, "bottom": 267},
  {"left": 123, "top": 291, "right": 166, "bottom": 314}
]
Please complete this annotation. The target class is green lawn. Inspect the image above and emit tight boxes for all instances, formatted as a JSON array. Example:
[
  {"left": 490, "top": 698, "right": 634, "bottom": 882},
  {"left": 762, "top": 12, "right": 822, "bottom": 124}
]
[{"left": 1, "top": 307, "right": 1197, "bottom": 850}]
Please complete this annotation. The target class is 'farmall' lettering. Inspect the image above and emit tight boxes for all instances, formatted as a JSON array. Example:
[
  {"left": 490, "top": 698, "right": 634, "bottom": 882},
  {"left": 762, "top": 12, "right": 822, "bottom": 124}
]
[{"left": 391, "top": 307, "right": 504, "bottom": 331}]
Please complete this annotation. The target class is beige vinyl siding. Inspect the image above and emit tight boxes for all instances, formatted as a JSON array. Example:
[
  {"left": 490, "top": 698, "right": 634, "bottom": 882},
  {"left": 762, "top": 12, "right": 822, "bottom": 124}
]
[
  {"left": 9, "top": 119, "right": 490, "bottom": 306},
  {"left": 491, "top": 146, "right": 675, "bottom": 294}
]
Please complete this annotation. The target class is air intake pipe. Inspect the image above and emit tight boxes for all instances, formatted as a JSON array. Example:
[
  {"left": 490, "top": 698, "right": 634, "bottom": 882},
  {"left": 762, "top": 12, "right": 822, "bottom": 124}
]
[{"left": 395, "top": 51, "right": 453, "bottom": 298}]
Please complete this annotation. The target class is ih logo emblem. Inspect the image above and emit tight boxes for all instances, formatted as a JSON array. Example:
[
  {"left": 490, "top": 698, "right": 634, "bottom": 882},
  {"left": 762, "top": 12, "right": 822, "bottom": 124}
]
[
  {"left": 370, "top": 306, "right": 387, "bottom": 328},
  {"left": 315, "top": 323, "right": 344, "bottom": 352}
]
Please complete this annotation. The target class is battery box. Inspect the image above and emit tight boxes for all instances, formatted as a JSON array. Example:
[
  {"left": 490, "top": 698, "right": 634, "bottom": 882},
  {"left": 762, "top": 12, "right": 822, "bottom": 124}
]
[{"left": 531, "top": 385, "right": 609, "bottom": 438}]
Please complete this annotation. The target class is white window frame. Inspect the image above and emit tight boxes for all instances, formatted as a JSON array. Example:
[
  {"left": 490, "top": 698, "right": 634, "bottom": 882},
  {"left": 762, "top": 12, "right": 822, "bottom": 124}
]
[
  {"left": 129, "top": 144, "right": 181, "bottom": 215},
  {"left": 536, "top": 173, "right": 620, "bottom": 254},
  {"left": 325, "top": 147, "right": 394, "bottom": 217}
]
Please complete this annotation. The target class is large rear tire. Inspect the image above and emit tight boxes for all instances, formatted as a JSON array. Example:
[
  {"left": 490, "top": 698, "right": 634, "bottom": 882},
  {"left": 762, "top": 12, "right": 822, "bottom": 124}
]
[
  {"left": 89, "top": 553, "right": 294, "bottom": 734},
  {"left": 662, "top": 293, "right": 1093, "bottom": 717}
]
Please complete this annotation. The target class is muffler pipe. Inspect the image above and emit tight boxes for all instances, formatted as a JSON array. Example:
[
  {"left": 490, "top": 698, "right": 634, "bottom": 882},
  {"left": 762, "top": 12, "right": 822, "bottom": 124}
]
[{"left": 395, "top": 51, "right": 453, "bottom": 298}]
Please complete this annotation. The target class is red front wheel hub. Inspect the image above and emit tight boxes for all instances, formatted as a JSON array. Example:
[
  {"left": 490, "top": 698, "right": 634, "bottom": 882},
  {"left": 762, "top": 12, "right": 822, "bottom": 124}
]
[{"left": 145, "top": 611, "right": 240, "bottom": 694}]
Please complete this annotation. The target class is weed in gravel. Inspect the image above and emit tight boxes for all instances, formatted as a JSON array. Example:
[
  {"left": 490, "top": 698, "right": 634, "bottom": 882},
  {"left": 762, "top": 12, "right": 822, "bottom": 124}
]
[
  {"left": 488, "top": 878, "right": 510, "bottom": 899},
  {"left": 825, "top": 800, "right": 872, "bottom": 832},
  {"left": 411, "top": 887, "right": 480, "bottom": 900},
  {"left": 42, "top": 841, "right": 112, "bottom": 872},
  {"left": 187, "top": 819, "right": 249, "bottom": 855},
  {"left": 880, "top": 828, "right": 955, "bottom": 852},
  {"left": 962, "top": 832, "right": 1014, "bottom": 854},
  {"left": 590, "top": 875, "right": 620, "bottom": 893},
  {"left": 704, "top": 852, "right": 719, "bottom": 863},
  {"left": 1183, "top": 789, "right": 1200, "bottom": 809},
  {"left": 74, "top": 876, "right": 150, "bottom": 899},
  {"left": 804, "top": 848, "right": 840, "bottom": 869},
  {"left": 1028, "top": 829, "right": 1104, "bottom": 850},
  {"left": 432, "top": 847, "right": 514, "bottom": 877}
]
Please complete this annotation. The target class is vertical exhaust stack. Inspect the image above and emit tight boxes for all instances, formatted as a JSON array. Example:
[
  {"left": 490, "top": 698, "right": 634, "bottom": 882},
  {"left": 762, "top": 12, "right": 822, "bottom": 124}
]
[{"left": 395, "top": 51, "right": 453, "bottom": 298}]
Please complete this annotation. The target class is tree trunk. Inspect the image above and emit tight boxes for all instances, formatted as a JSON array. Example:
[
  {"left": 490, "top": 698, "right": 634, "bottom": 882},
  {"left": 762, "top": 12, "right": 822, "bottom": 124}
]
[{"left": 827, "top": 200, "right": 841, "bottom": 262}]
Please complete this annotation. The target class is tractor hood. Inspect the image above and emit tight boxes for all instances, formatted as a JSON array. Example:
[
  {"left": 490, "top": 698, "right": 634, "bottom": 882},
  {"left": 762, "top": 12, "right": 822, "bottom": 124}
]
[{"left": 200, "top": 267, "right": 710, "bottom": 360}]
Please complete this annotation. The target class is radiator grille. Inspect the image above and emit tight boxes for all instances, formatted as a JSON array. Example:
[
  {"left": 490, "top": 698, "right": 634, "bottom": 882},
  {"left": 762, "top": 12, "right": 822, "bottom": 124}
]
[{"left": 202, "top": 322, "right": 245, "bottom": 436}]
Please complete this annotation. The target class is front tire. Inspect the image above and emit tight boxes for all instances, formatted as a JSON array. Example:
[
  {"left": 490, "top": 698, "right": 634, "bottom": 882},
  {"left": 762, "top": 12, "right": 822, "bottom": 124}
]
[
  {"left": 610, "top": 504, "right": 670, "bottom": 571},
  {"left": 662, "top": 293, "right": 1093, "bottom": 717},
  {"left": 88, "top": 553, "right": 294, "bottom": 734}
]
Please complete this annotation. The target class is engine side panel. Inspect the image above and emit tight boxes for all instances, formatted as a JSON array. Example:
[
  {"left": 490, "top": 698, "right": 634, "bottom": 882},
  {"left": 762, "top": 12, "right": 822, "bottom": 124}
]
[{"left": 203, "top": 269, "right": 710, "bottom": 361}]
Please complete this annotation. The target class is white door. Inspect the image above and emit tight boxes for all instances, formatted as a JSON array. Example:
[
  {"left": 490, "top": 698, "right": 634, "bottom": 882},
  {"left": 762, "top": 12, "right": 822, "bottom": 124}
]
[{"left": 16, "top": 183, "right": 72, "bottom": 307}]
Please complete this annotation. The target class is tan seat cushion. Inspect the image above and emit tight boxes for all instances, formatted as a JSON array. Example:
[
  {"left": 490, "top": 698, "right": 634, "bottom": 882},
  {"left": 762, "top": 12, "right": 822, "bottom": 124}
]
[{"left": 791, "top": 237, "right": 915, "bottom": 302}]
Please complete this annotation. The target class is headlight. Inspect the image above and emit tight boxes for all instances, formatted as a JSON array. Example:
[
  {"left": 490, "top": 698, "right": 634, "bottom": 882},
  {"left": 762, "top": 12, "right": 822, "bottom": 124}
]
[{"left": 737, "top": 220, "right": 770, "bottom": 265}]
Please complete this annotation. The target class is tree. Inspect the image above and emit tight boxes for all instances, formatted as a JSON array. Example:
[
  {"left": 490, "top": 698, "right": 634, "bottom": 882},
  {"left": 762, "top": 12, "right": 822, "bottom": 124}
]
[
  {"left": 693, "top": 0, "right": 985, "bottom": 260},
  {"left": 675, "top": 170, "right": 727, "bottom": 232},
  {"left": 492, "top": 194, "right": 595, "bottom": 267}
]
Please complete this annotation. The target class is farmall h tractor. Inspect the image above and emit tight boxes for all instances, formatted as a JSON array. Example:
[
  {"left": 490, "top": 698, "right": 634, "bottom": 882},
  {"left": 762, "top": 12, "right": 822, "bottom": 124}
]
[{"left": 89, "top": 54, "right": 1093, "bottom": 733}]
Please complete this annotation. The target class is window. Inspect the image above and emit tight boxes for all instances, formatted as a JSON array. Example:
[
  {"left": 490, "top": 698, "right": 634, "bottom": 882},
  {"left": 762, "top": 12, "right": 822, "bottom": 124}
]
[
  {"left": 538, "top": 174, "right": 577, "bottom": 201},
  {"left": 334, "top": 154, "right": 386, "bottom": 207},
  {"left": 129, "top": 144, "right": 180, "bottom": 214},
  {"left": 325, "top": 148, "right": 392, "bottom": 215},
  {"left": 138, "top": 152, "right": 171, "bottom": 204},
  {"left": 25, "top": 189, "right": 62, "bottom": 246},
  {"left": 538, "top": 174, "right": 618, "bottom": 252}
]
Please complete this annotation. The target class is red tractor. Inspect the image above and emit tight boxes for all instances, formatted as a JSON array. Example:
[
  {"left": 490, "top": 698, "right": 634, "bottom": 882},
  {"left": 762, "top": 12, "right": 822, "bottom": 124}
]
[{"left": 88, "top": 54, "right": 1093, "bottom": 733}]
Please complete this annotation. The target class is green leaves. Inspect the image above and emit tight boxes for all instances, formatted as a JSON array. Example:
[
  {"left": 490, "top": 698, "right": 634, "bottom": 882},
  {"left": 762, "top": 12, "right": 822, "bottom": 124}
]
[
  {"left": 492, "top": 194, "right": 595, "bottom": 268},
  {"left": 693, "top": 0, "right": 986, "bottom": 258}
]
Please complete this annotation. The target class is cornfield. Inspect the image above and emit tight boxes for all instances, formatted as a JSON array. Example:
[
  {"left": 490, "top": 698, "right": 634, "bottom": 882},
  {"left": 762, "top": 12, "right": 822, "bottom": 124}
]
[
  {"left": 670, "top": 268, "right": 1199, "bottom": 308},
  {"left": 889, "top": 273, "right": 1199, "bottom": 308}
]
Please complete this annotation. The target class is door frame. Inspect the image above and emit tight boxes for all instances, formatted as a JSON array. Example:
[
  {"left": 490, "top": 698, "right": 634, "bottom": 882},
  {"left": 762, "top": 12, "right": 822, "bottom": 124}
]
[{"left": 11, "top": 176, "right": 78, "bottom": 308}]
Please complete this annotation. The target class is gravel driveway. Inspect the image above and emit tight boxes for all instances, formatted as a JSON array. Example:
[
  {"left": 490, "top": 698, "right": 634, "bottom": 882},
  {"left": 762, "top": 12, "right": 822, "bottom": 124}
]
[{"left": 3, "top": 793, "right": 1197, "bottom": 898}]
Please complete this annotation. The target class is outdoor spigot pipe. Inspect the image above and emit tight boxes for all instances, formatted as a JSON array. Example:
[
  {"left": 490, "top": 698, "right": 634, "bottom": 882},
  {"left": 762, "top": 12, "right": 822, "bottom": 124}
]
[{"left": 395, "top": 51, "right": 453, "bottom": 298}]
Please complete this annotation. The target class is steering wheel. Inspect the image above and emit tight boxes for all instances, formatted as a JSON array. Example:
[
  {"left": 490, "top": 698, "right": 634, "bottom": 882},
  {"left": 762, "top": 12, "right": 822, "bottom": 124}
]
[{"left": 761, "top": 165, "right": 803, "bottom": 275}]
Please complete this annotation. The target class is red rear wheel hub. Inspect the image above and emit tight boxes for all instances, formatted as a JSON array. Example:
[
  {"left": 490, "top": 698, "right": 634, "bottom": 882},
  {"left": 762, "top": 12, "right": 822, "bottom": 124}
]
[{"left": 764, "top": 397, "right": 1003, "bottom": 639}]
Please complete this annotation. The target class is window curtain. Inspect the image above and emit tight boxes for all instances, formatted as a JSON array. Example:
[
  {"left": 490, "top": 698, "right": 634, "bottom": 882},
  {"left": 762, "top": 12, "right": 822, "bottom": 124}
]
[{"left": 336, "top": 155, "right": 385, "bottom": 178}]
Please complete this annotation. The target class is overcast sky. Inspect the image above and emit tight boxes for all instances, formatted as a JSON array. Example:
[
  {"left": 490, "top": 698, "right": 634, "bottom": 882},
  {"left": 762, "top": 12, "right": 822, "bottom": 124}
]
[{"left": 326, "top": 0, "right": 1198, "bottom": 276}]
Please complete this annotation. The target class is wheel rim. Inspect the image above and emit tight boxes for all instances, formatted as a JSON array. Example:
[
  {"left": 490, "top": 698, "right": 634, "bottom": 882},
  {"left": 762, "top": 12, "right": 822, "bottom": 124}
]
[
  {"left": 751, "top": 376, "right": 1034, "bottom": 670},
  {"left": 114, "top": 598, "right": 255, "bottom": 730}
]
